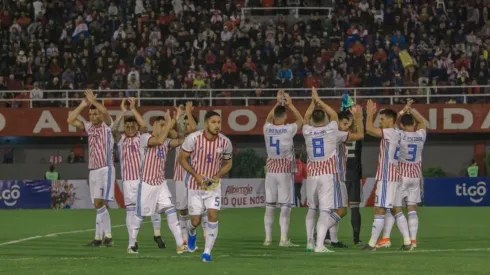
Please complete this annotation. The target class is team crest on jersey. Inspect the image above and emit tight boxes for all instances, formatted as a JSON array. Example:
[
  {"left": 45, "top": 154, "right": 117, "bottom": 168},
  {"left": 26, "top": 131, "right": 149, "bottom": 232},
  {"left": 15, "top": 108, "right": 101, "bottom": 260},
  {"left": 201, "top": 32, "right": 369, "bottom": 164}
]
[{"left": 216, "top": 147, "right": 223, "bottom": 153}]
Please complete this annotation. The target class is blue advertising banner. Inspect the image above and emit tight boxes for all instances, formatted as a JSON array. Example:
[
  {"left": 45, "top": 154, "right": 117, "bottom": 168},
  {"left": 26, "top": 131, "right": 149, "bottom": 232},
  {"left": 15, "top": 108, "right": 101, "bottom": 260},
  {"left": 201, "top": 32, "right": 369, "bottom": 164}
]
[
  {"left": 424, "top": 177, "right": 490, "bottom": 206},
  {"left": 0, "top": 180, "right": 51, "bottom": 209}
]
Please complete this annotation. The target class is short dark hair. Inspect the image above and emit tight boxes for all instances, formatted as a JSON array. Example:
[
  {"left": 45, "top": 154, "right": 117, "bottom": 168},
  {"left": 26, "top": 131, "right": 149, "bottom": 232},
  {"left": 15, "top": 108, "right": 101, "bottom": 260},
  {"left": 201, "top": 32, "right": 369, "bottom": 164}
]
[
  {"left": 311, "top": 109, "right": 326, "bottom": 123},
  {"left": 379, "top": 108, "right": 397, "bottom": 121},
  {"left": 338, "top": 111, "right": 352, "bottom": 121},
  {"left": 155, "top": 116, "right": 165, "bottom": 122},
  {"left": 89, "top": 105, "right": 97, "bottom": 110},
  {"left": 124, "top": 117, "right": 137, "bottom": 123},
  {"left": 184, "top": 115, "right": 199, "bottom": 124},
  {"left": 400, "top": 113, "right": 415, "bottom": 127},
  {"left": 204, "top": 111, "right": 220, "bottom": 121},
  {"left": 273, "top": 106, "right": 287, "bottom": 118}
]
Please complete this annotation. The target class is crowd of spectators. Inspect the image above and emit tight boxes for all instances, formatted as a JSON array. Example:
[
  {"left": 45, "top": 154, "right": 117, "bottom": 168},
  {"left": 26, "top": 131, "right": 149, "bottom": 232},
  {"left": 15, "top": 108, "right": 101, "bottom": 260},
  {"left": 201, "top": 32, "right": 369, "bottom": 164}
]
[{"left": 0, "top": 0, "right": 489, "bottom": 107}]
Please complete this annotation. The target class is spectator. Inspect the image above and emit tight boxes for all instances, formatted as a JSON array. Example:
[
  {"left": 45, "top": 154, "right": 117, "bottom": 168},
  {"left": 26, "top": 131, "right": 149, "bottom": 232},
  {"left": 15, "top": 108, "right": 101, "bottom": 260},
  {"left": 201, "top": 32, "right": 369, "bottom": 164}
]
[
  {"left": 467, "top": 159, "right": 479, "bottom": 177},
  {"left": 45, "top": 165, "right": 60, "bottom": 180}
]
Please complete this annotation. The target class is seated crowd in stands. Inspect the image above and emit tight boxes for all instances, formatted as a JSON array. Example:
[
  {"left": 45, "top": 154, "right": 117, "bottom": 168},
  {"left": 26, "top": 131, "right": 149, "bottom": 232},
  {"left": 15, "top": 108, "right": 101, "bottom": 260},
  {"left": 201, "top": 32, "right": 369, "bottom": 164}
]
[{"left": 0, "top": 0, "right": 489, "bottom": 107}]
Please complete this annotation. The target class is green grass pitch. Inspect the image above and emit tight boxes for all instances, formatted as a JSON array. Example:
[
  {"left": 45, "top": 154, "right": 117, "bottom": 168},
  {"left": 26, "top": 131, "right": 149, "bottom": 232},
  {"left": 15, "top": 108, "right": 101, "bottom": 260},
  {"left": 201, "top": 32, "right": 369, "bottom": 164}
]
[{"left": 0, "top": 207, "right": 489, "bottom": 275}]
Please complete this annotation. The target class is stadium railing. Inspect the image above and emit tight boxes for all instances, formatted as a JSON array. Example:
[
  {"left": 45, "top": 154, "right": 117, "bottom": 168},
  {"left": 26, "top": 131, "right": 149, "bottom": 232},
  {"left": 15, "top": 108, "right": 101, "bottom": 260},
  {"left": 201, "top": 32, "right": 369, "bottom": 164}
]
[{"left": 0, "top": 85, "right": 488, "bottom": 108}]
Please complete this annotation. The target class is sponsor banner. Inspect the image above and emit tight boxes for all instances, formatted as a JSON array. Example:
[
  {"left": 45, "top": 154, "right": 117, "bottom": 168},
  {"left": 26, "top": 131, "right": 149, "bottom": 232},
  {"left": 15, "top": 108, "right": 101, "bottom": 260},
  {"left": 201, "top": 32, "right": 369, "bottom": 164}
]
[
  {"left": 1, "top": 104, "right": 490, "bottom": 135},
  {"left": 0, "top": 180, "right": 51, "bottom": 209},
  {"left": 424, "top": 177, "right": 489, "bottom": 206},
  {"left": 221, "top": 179, "right": 266, "bottom": 208},
  {"left": 58, "top": 180, "right": 120, "bottom": 209}
]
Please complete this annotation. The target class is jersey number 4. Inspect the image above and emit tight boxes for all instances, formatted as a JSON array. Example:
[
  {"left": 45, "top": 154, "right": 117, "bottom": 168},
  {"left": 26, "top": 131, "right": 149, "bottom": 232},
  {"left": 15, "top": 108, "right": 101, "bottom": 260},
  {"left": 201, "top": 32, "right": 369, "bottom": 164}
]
[
  {"left": 312, "top": 138, "right": 325, "bottom": 157},
  {"left": 269, "top": 136, "right": 280, "bottom": 155}
]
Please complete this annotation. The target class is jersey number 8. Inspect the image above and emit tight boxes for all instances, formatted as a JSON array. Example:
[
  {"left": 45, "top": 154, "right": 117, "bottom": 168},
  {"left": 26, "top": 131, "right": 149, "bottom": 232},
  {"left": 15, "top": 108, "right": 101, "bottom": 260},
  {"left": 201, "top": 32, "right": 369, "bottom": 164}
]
[{"left": 312, "top": 138, "right": 325, "bottom": 157}]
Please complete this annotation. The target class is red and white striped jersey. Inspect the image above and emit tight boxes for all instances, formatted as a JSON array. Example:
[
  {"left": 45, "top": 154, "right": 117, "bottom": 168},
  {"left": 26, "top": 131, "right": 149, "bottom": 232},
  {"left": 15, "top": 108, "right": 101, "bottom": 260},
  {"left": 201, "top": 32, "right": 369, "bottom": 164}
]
[
  {"left": 336, "top": 131, "right": 349, "bottom": 182},
  {"left": 399, "top": 129, "right": 426, "bottom": 178},
  {"left": 375, "top": 128, "right": 402, "bottom": 182},
  {"left": 173, "top": 145, "right": 187, "bottom": 181},
  {"left": 303, "top": 122, "right": 348, "bottom": 177},
  {"left": 181, "top": 130, "right": 233, "bottom": 190},
  {"left": 118, "top": 133, "right": 141, "bottom": 181},
  {"left": 263, "top": 122, "right": 297, "bottom": 173},
  {"left": 84, "top": 120, "right": 114, "bottom": 170},
  {"left": 139, "top": 133, "right": 171, "bottom": 185}
]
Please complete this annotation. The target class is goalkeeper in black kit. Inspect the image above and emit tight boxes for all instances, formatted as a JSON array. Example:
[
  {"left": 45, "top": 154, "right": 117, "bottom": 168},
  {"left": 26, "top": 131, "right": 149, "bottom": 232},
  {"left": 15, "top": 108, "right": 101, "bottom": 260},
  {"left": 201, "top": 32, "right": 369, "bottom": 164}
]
[{"left": 325, "top": 94, "right": 364, "bottom": 247}]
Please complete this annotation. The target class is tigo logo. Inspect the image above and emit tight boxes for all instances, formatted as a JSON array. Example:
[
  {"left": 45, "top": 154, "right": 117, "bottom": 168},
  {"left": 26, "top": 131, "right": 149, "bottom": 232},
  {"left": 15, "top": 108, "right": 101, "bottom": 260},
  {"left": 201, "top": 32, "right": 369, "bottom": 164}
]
[
  {"left": 455, "top": 182, "right": 487, "bottom": 203},
  {"left": 0, "top": 184, "right": 21, "bottom": 207}
]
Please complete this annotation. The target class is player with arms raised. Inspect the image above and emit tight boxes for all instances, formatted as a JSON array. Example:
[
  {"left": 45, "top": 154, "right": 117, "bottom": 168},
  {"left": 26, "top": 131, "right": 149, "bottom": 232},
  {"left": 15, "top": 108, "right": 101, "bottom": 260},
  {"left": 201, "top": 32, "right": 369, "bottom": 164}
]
[
  {"left": 178, "top": 111, "right": 233, "bottom": 262},
  {"left": 263, "top": 90, "right": 303, "bottom": 247},
  {"left": 67, "top": 89, "right": 115, "bottom": 247},
  {"left": 376, "top": 99, "right": 426, "bottom": 250},
  {"left": 303, "top": 88, "right": 350, "bottom": 253},
  {"left": 363, "top": 100, "right": 411, "bottom": 251},
  {"left": 128, "top": 110, "right": 187, "bottom": 254},
  {"left": 173, "top": 101, "right": 198, "bottom": 243},
  {"left": 112, "top": 98, "right": 167, "bottom": 249}
]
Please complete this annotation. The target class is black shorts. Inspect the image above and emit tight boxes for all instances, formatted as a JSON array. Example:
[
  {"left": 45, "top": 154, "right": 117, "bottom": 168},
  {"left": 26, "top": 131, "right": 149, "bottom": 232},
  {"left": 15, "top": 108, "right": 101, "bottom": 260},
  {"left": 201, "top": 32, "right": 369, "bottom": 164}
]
[{"left": 345, "top": 178, "right": 361, "bottom": 204}]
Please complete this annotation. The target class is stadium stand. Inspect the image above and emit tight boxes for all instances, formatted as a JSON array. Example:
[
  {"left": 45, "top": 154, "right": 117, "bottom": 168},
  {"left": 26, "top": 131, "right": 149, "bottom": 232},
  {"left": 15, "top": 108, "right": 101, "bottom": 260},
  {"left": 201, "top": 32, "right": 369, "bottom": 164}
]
[{"left": 0, "top": 0, "right": 489, "bottom": 107}]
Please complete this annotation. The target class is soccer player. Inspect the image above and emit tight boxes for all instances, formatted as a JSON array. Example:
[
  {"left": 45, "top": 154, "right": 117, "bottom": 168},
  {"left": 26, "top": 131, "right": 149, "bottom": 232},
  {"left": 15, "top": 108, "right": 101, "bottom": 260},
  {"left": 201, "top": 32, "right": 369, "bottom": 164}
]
[
  {"left": 263, "top": 90, "right": 303, "bottom": 247},
  {"left": 128, "top": 110, "right": 187, "bottom": 254},
  {"left": 303, "top": 88, "right": 349, "bottom": 253},
  {"left": 67, "top": 89, "right": 114, "bottom": 247},
  {"left": 173, "top": 101, "right": 198, "bottom": 243},
  {"left": 363, "top": 100, "right": 411, "bottom": 251},
  {"left": 178, "top": 111, "right": 233, "bottom": 262},
  {"left": 376, "top": 100, "right": 426, "bottom": 250},
  {"left": 112, "top": 98, "right": 166, "bottom": 249},
  {"left": 324, "top": 103, "right": 365, "bottom": 248}
]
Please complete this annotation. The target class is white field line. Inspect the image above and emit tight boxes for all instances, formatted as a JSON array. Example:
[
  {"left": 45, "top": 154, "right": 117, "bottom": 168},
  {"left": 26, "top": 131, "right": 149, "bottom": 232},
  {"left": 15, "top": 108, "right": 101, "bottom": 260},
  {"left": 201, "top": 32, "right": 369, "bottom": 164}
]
[
  {"left": 0, "top": 221, "right": 152, "bottom": 247},
  {"left": 0, "top": 248, "right": 489, "bottom": 261}
]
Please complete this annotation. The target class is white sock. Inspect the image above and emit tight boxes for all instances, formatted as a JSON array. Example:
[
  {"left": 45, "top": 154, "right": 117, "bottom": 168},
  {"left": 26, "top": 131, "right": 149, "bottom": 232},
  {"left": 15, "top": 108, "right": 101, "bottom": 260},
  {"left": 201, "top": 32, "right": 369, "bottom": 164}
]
[
  {"left": 305, "top": 209, "right": 316, "bottom": 243},
  {"left": 264, "top": 205, "right": 275, "bottom": 241},
  {"left": 179, "top": 214, "right": 189, "bottom": 240},
  {"left": 201, "top": 212, "right": 208, "bottom": 236},
  {"left": 279, "top": 206, "right": 291, "bottom": 242},
  {"left": 368, "top": 215, "right": 385, "bottom": 247},
  {"left": 151, "top": 214, "right": 161, "bottom": 237},
  {"left": 395, "top": 212, "right": 411, "bottom": 245},
  {"left": 95, "top": 209, "right": 103, "bottom": 240},
  {"left": 187, "top": 219, "right": 197, "bottom": 236},
  {"left": 315, "top": 210, "right": 339, "bottom": 248},
  {"left": 98, "top": 206, "right": 112, "bottom": 238},
  {"left": 407, "top": 211, "right": 419, "bottom": 242},
  {"left": 329, "top": 223, "right": 339, "bottom": 243},
  {"left": 165, "top": 208, "right": 184, "bottom": 246},
  {"left": 204, "top": 221, "right": 219, "bottom": 254},
  {"left": 129, "top": 214, "right": 143, "bottom": 247},
  {"left": 126, "top": 206, "right": 136, "bottom": 242},
  {"left": 382, "top": 211, "right": 395, "bottom": 238}
]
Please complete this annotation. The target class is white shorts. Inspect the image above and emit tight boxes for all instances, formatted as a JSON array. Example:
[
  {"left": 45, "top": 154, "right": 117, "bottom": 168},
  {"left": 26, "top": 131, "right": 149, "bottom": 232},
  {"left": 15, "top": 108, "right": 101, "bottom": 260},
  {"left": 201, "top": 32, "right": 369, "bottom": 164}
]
[
  {"left": 401, "top": 177, "right": 421, "bottom": 205},
  {"left": 306, "top": 174, "right": 347, "bottom": 211},
  {"left": 123, "top": 180, "right": 139, "bottom": 206},
  {"left": 175, "top": 180, "right": 188, "bottom": 210},
  {"left": 265, "top": 172, "right": 293, "bottom": 205},
  {"left": 375, "top": 180, "right": 403, "bottom": 208},
  {"left": 89, "top": 166, "right": 115, "bottom": 202},
  {"left": 136, "top": 181, "right": 173, "bottom": 217},
  {"left": 188, "top": 188, "right": 221, "bottom": 216}
]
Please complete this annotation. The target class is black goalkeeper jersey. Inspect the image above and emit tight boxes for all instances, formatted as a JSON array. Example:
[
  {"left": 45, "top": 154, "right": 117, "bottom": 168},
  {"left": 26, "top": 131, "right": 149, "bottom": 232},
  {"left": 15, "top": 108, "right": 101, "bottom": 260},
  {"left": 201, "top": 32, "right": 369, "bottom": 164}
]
[{"left": 345, "top": 108, "right": 365, "bottom": 181}]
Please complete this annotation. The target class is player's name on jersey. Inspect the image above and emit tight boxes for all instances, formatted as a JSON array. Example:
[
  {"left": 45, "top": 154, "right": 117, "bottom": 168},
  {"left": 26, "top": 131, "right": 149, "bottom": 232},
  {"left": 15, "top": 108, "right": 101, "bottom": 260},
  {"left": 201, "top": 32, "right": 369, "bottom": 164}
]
[{"left": 2, "top": 104, "right": 490, "bottom": 135}]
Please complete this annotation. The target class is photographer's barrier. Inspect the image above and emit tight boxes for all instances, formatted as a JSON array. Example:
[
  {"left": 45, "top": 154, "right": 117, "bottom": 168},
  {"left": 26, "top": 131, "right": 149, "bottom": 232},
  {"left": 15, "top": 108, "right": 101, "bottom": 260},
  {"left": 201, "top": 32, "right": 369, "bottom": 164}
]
[{"left": 1, "top": 177, "right": 487, "bottom": 209}]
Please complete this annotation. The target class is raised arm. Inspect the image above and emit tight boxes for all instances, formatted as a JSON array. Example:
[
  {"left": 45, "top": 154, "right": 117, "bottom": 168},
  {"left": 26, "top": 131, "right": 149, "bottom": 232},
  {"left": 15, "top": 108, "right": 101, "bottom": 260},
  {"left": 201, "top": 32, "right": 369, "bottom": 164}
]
[
  {"left": 265, "top": 90, "right": 283, "bottom": 124},
  {"left": 396, "top": 99, "right": 413, "bottom": 127},
  {"left": 112, "top": 99, "right": 127, "bottom": 142},
  {"left": 128, "top": 97, "right": 147, "bottom": 132},
  {"left": 168, "top": 106, "right": 185, "bottom": 148},
  {"left": 148, "top": 111, "right": 176, "bottom": 146},
  {"left": 185, "top": 101, "right": 197, "bottom": 132},
  {"left": 67, "top": 99, "right": 88, "bottom": 130},
  {"left": 312, "top": 86, "right": 338, "bottom": 122},
  {"left": 366, "top": 99, "right": 383, "bottom": 138},
  {"left": 410, "top": 108, "right": 427, "bottom": 131},
  {"left": 85, "top": 89, "right": 112, "bottom": 126},
  {"left": 347, "top": 105, "right": 364, "bottom": 141},
  {"left": 284, "top": 93, "right": 303, "bottom": 128},
  {"left": 303, "top": 100, "right": 316, "bottom": 126}
]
